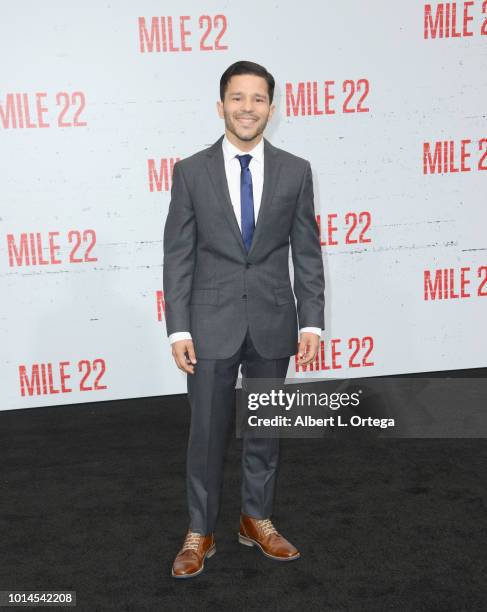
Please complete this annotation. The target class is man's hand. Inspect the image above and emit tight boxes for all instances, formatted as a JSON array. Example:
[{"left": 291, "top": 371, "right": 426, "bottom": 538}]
[
  {"left": 296, "top": 332, "right": 320, "bottom": 366},
  {"left": 171, "top": 339, "right": 197, "bottom": 375}
]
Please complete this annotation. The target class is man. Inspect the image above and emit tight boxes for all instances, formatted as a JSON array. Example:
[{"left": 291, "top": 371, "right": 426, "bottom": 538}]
[{"left": 163, "top": 60, "right": 325, "bottom": 578}]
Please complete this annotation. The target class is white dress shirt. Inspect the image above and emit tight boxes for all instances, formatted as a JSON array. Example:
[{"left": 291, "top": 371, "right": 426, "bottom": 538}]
[
  {"left": 221, "top": 132, "right": 265, "bottom": 230},
  {"left": 168, "top": 135, "right": 321, "bottom": 345}
]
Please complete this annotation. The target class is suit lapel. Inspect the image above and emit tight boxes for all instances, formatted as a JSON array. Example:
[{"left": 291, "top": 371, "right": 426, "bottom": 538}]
[
  {"left": 248, "top": 138, "right": 282, "bottom": 258},
  {"left": 206, "top": 135, "right": 246, "bottom": 255},
  {"left": 205, "top": 134, "right": 283, "bottom": 259}
]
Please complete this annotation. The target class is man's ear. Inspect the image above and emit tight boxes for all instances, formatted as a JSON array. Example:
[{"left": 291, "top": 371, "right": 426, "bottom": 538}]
[{"left": 216, "top": 100, "right": 224, "bottom": 119}]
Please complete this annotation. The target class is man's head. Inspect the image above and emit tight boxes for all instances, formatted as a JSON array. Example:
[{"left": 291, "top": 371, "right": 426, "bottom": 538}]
[{"left": 217, "top": 61, "right": 276, "bottom": 150}]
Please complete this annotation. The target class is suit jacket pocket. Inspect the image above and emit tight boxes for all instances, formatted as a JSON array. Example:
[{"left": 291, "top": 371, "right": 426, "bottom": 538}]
[
  {"left": 190, "top": 288, "right": 219, "bottom": 305},
  {"left": 274, "top": 286, "right": 294, "bottom": 306}
]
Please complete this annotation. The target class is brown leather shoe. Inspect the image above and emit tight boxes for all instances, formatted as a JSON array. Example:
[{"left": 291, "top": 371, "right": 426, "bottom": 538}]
[
  {"left": 171, "top": 529, "right": 216, "bottom": 578},
  {"left": 238, "top": 514, "right": 300, "bottom": 561}
]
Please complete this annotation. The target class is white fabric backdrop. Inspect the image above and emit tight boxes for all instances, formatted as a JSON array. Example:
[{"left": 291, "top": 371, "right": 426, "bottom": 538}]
[{"left": 1, "top": 1, "right": 485, "bottom": 410}]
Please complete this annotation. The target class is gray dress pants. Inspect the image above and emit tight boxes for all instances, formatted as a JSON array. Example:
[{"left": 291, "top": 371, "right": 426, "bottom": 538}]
[{"left": 186, "top": 327, "right": 290, "bottom": 535}]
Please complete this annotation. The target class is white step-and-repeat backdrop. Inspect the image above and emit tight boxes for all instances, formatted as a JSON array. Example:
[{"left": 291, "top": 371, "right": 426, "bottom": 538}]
[{"left": 1, "top": 1, "right": 486, "bottom": 410}]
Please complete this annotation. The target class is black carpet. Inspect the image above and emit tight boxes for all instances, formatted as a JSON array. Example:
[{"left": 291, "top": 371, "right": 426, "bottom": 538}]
[{"left": 1, "top": 374, "right": 486, "bottom": 611}]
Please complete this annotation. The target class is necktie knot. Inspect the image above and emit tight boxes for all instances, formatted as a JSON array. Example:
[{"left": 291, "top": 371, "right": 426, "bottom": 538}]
[{"left": 236, "top": 153, "right": 252, "bottom": 170}]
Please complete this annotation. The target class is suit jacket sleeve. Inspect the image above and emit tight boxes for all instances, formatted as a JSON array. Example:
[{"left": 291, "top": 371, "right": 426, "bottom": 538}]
[
  {"left": 290, "top": 161, "right": 325, "bottom": 330},
  {"left": 163, "top": 161, "right": 196, "bottom": 337}
]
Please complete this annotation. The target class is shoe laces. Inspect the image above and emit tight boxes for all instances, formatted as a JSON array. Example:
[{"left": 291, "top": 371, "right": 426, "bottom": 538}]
[
  {"left": 256, "top": 518, "right": 278, "bottom": 537},
  {"left": 182, "top": 531, "right": 202, "bottom": 552}
]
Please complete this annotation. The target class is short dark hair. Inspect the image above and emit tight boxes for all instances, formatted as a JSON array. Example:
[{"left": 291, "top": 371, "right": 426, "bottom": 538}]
[{"left": 220, "top": 60, "right": 275, "bottom": 104}]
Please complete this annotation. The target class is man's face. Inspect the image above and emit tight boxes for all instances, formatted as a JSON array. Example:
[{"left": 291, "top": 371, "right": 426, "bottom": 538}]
[{"left": 217, "top": 74, "right": 275, "bottom": 144}]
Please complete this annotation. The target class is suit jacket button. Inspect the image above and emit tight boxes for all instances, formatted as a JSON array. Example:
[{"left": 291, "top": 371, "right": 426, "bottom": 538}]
[
  {"left": 242, "top": 294, "right": 247, "bottom": 299},
  {"left": 245, "top": 263, "right": 251, "bottom": 268}
]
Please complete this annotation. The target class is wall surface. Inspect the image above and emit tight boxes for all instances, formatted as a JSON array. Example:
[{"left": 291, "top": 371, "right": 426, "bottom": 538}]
[{"left": 1, "top": 1, "right": 486, "bottom": 410}]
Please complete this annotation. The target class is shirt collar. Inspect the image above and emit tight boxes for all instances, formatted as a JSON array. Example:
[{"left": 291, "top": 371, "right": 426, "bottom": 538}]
[{"left": 222, "top": 133, "right": 264, "bottom": 164}]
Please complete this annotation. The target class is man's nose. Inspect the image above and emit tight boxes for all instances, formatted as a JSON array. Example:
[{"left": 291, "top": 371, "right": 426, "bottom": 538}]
[{"left": 241, "top": 99, "right": 255, "bottom": 112}]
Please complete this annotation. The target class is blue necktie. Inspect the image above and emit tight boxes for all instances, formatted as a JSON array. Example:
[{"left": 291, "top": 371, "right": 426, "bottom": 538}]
[{"left": 236, "top": 154, "right": 255, "bottom": 252}]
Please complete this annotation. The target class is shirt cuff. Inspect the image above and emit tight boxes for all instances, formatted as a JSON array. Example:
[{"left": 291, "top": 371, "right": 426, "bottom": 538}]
[
  {"left": 169, "top": 331, "right": 192, "bottom": 344},
  {"left": 299, "top": 327, "right": 322, "bottom": 337}
]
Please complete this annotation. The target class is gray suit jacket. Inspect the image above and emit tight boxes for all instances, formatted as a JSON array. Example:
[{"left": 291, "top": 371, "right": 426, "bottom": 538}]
[{"left": 163, "top": 134, "right": 325, "bottom": 360}]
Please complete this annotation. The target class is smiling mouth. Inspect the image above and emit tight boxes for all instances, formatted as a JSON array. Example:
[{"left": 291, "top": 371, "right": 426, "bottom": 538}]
[{"left": 238, "top": 117, "right": 257, "bottom": 125}]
